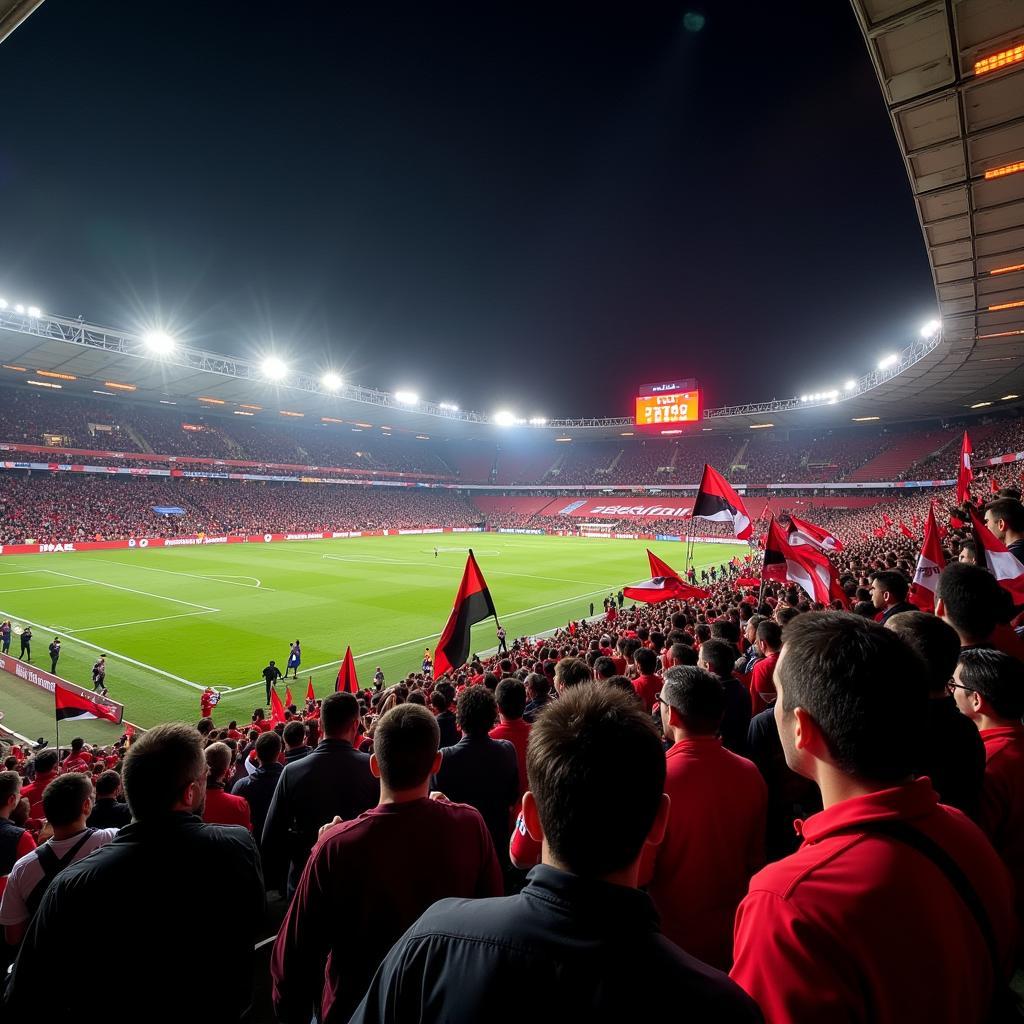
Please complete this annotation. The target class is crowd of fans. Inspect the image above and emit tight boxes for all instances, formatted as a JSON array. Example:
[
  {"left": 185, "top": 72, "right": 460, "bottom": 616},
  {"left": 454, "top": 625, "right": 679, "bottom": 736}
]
[{"left": 3, "top": 479, "right": 1024, "bottom": 1019}]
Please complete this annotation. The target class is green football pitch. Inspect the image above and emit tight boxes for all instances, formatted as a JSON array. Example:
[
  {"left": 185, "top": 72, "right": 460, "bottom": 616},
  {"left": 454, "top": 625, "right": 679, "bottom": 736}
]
[{"left": 0, "top": 535, "right": 746, "bottom": 745}]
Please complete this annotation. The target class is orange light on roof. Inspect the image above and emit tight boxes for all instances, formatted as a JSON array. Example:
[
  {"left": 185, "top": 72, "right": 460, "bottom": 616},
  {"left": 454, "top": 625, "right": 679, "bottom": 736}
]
[
  {"left": 321, "top": 416, "right": 343, "bottom": 424},
  {"left": 990, "top": 263, "right": 1024, "bottom": 276},
  {"left": 239, "top": 403, "right": 262, "bottom": 410},
  {"left": 974, "top": 42, "right": 1024, "bottom": 76},
  {"left": 279, "top": 410, "right": 304, "bottom": 417},
  {"left": 749, "top": 423, "right": 774, "bottom": 429},
  {"left": 2, "top": 365, "right": 26, "bottom": 372},
  {"left": 104, "top": 381, "right": 136, "bottom": 391},
  {"left": 198, "top": 396, "right": 225, "bottom": 404},
  {"left": 36, "top": 370, "right": 76, "bottom": 380},
  {"left": 988, "top": 299, "right": 1024, "bottom": 311},
  {"left": 352, "top": 422, "right": 373, "bottom": 428},
  {"left": 984, "top": 161, "right": 1024, "bottom": 180}
]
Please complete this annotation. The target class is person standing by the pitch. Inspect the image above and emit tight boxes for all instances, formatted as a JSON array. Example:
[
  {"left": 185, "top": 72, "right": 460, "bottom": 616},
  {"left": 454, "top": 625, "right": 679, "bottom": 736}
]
[
  {"left": 1, "top": 620, "right": 11, "bottom": 655},
  {"left": 286, "top": 640, "right": 301, "bottom": 680},
  {"left": 92, "top": 655, "right": 107, "bottom": 694},
  {"left": 263, "top": 660, "right": 283, "bottom": 705},
  {"left": 18, "top": 626, "right": 32, "bottom": 663},
  {"left": 49, "top": 637, "right": 61, "bottom": 674},
  {"left": 496, "top": 624, "right": 508, "bottom": 655}
]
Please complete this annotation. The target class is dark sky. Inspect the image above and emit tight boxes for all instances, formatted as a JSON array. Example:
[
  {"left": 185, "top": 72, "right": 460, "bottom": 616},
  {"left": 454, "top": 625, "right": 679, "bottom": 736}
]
[{"left": 0, "top": 1, "right": 936, "bottom": 418}]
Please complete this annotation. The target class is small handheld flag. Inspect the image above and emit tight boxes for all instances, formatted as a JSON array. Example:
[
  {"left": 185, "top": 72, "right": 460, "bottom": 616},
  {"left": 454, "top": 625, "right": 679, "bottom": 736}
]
[
  {"left": 622, "top": 550, "right": 710, "bottom": 603},
  {"left": 269, "top": 687, "right": 287, "bottom": 725},
  {"left": 968, "top": 506, "right": 1024, "bottom": 601},
  {"left": 306, "top": 677, "right": 315, "bottom": 703},
  {"left": 434, "top": 550, "right": 498, "bottom": 677},
  {"left": 336, "top": 646, "right": 359, "bottom": 694},
  {"left": 956, "top": 431, "right": 974, "bottom": 505}
]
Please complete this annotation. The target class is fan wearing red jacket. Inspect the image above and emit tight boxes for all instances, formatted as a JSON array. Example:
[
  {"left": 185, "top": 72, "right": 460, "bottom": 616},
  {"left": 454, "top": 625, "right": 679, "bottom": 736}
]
[{"left": 202, "top": 743, "right": 252, "bottom": 832}]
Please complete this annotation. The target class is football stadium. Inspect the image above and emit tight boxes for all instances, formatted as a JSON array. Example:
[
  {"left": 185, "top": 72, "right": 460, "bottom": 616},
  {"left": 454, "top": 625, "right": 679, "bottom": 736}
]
[{"left": 1, "top": 2, "right": 1024, "bottom": 1021}]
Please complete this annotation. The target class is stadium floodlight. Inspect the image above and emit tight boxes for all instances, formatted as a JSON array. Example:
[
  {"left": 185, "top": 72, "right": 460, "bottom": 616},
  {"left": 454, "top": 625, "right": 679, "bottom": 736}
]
[
  {"left": 143, "top": 329, "right": 176, "bottom": 355},
  {"left": 394, "top": 390, "right": 418, "bottom": 405},
  {"left": 439, "top": 401, "right": 459, "bottom": 411},
  {"left": 0, "top": 298, "right": 7, "bottom": 309},
  {"left": 920, "top": 319, "right": 941, "bottom": 339},
  {"left": 826, "top": 389, "right": 839, "bottom": 399},
  {"left": 800, "top": 394, "right": 808, "bottom": 402},
  {"left": 529, "top": 416, "right": 548, "bottom": 426},
  {"left": 261, "top": 355, "right": 288, "bottom": 381},
  {"left": 26, "top": 306, "right": 41, "bottom": 318},
  {"left": 321, "top": 371, "right": 343, "bottom": 391},
  {"left": 878, "top": 354, "right": 898, "bottom": 370},
  {"left": 14, "top": 304, "right": 24, "bottom": 314},
  {"left": 843, "top": 379, "right": 857, "bottom": 391},
  {"left": 492, "top": 410, "right": 517, "bottom": 426}
]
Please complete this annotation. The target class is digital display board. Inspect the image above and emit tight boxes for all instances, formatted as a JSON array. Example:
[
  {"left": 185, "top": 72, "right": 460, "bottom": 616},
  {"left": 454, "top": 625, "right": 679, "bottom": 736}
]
[{"left": 634, "top": 379, "right": 701, "bottom": 426}]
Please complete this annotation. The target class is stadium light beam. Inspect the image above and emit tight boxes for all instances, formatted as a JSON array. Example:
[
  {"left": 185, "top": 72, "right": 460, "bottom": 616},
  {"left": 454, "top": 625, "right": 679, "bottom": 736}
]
[
  {"left": 26, "top": 306, "right": 40, "bottom": 318},
  {"left": 143, "top": 330, "right": 176, "bottom": 356},
  {"left": 878, "top": 354, "right": 898, "bottom": 370},
  {"left": 0, "top": 298, "right": 6, "bottom": 309},
  {"left": 439, "top": 401, "right": 459, "bottom": 411},
  {"left": 261, "top": 356, "right": 288, "bottom": 381},
  {"left": 321, "top": 371, "right": 343, "bottom": 391},
  {"left": 843, "top": 379, "right": 857, "bottom": 392},
  {"left": 920, "top": 319, "right": 941, "bottom": 339},
  {"left": 492, "top": 410, "right": 517, "bottom": 426},
  {"left": 394, "top": 390, "right": 418, "bottom": 405}
]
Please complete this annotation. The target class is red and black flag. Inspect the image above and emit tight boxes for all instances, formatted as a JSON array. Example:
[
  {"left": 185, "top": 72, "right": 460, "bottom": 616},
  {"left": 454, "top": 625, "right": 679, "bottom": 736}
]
[
  {"left": 762, "top": 517, "right": 845, "bottom": 606},
  {"left": 335, "top": 645, "right": 359, "bottom": 694},
  {"left": 434, "top": 550, "right": 498, "bottom": 677},
  {"left": 692, "top": 464, "right": 752, "bottom": 540},
  {"left": 623, "top": 549, "right": 710, "bottom": 604},
  {"left": 54, "top": 682, "right": 120, "bottom": 724}
]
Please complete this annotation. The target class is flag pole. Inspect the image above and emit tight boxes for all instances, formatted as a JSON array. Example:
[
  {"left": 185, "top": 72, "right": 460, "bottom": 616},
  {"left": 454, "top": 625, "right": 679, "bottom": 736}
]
[{"left": 757, "top": 515, "right": 774, "bottom": 609}]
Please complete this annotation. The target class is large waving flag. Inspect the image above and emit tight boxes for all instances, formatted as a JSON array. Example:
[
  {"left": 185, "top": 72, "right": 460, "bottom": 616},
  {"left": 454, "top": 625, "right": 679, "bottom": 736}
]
[
  {"left": 786, "top": 514, "right": 844, "bottom": 553},
  {"left": 623, "top": 549, "right": 710, "bottom": 604},
  {"left": 54, "top": 682, "right": 120, "bottom": 724},
  {"left": 763, "top": 517, "right": 845, "bottom": 605},
  {"left": 692, "top": 464, "right": 752, "bottom": 540},
  {"left": 269, "top": 687, "right": 287, "bottom": 725},
  {"left": 968, "top": 506, "right": 1024, "bottom": 600},
  {"left": 335, "top": 645, "right": 359, "bottom": 694},
  {"left": 909, "top": 506, "right": 946, "bottom": 612},
  {"left": 434, "top": 550, "right": 498, "bottom": 677},
  {"left": 956, "top": 431, "right": 974, "bottom": 505}
]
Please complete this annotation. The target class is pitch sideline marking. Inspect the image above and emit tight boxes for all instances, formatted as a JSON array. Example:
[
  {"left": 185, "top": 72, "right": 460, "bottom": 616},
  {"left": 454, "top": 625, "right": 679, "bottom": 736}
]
[
  {"left": 41, "top": 569, "right": 220, "bottom": 612},
  {"left": 0, "top": 605, "right": 206, "bottom": 691},
  {"left": 63, "top": 610, "right": 216, "bottom": 634}
]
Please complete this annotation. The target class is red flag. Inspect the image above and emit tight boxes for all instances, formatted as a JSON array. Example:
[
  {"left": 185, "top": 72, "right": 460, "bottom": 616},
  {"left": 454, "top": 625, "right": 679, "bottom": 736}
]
[
  {"left": 990, "top": 475, "right": 1000, "bottom": 494},
  {"left": 882, "top": 513, "right": 893, "bottom": 529},
  {"left": 335, "top": 645, "right": 359, "bottom": 694},
  {"left": 762, "top": 517, "right": 846, "bottom": 605},
  {"left": 873, "top": 527, "right": 886, "bottom": 538},
  {"left": 911, "top": 513, "right": 920, "bottom": 529},
  {"left": 124, "top": 723, "right": 135, "bottom": 747},
  {"left": 305, "top": 677, "right": 315, "bottom": 703},
  {"left": 899, "top": 522, "right": 915, "bottom": 539},
  {"left": 269, "top": 687, "right": 287, "bottom": 725},
  {"left": 284, "top": 686, "right": 292, "bottom": 708},
  {"left": 909, "top": 506, "right": 946, "bottom": 613},
  {"left": 950, "top": 513, "right": 965, "bottom": 529},
  {"left": 692, "top": 464, "right": 752, "bottom": 540},
  {"left": 967, "top": 506, "right": 1024, "bottom": 601},
  {"left": 623, "top": 549, "right": 710, "bottom": 604},
  {"left": 787, "top": 514, "right": 844, "bottom": 552},
  {"left": 54, "top": 682, "right": 120, "bottom": 724},
  {"left": 956, "top": 431, "right": 974, "bottom": 505},
  {"left": 433, "top": 550, "right": 498, "bottom": 677}
]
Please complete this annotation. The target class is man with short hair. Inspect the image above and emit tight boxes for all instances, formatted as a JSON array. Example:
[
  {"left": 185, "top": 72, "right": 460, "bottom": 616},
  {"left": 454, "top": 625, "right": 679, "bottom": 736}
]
[
  {"left": 86, "top": 770, "right": 132, "bottom": 828},
  {"left": 282, "top": 719, "right": 310, "bottom": 763},
  {"left": 699, "top": 638, "right": 751, "bottom": 755},
  {"left": 731, "top": 612, "right": 1016, "bottom": 1023},
  {"left": 869, "top": 569, "right": 915, "bottom": 624},
  {"left": 272, "top": 704, "right": 502, "bottom": 1023},
  {"left": 523, "top": 672, "right": 552, "bottom": 722},
  {"left": 490, "top": 679, "right": 531, "bottom": 798},
  {"left": 351, "top": 686, "right": 761, "bottom": 1023},
  {"left": 19, "top": 751, "right": 58, "bottom": 819},
  {"left": 748, "top": 620, "right": 782, "bottom": 715},
  {"left": 631, "top": 646, "right": 662, "bottom": 713},
  {"left": 886, "top": 611, "right": 985, "bottom": 820},
  {"left": 232, "top": 731, "right": 284, "bottom": 840},
  {"left": 3, "top": 722, "right": 264, "bottom": 1017},
  {"left": 553, "top": 656, "right": 592, "bottom": 693},
  {"left": 949, "top": 647, "right": 1024, "bottom": 929},
  {"left": 263, "top": 659, "right": 283, "bottom": 706},
  {"left": 430, "top": 690, "right": 459, "bottom": 747},
  {"left": 0, "top": 774, "right": 116, "bottom": 946},
  {"left": 936, "top": 561, "right": 1024, "bottom": 659},
  {"left": 0, "top": 771, "right": 35, "bottom": 880},
  {"left": 47, "top": 637, "right": 60, "bottom": 675},
  {"left": 262, "top": 691, "right": 380, "bottom": 895},
  {"left": 642, "top": 666, "right": 766, "bottom": 970},
  {"left": 984, "top": 497, "right": 1024, "bottom": 562},
  {"left": 202, "top": 742, "right": 252, "bottom": 831},
  {"left": 91, "top": 655, "right": 107, "bottom": 693},
  {"left": 434, "top": 687, "right": 519, "bottom": 862}
]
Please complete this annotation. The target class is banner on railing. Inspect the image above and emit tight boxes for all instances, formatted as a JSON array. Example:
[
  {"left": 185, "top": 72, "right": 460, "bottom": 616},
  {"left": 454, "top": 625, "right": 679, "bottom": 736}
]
[{"left": 0, "top": 654, "right": 125, "bottom": 725}]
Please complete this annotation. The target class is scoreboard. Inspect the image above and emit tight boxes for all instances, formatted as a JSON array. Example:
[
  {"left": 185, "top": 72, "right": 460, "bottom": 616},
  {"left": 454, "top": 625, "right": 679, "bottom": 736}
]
[{"left": 634, "top": 379, "right": 701, "bottom": 427}]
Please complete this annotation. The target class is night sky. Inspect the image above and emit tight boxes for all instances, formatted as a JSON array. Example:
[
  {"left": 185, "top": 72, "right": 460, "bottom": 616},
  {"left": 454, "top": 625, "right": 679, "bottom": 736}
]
[{"left": 0, "top": 2, "right": 936, "bottom": 418}]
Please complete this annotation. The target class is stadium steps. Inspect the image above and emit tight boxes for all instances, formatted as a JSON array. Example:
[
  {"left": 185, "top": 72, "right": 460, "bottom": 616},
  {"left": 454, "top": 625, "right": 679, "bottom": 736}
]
[
  {"left": 906, "top": 421, "right": 1005, "bottom": 478},
  {"left": 124, "top": 422, "right": 153, "bottom": 453},
  {"left": 846, "top": 429, "right": 957, "bottom": 481},
  {"left": 605, "top": 448, "right": 625, "bottom": 474},
  {"left": 729, "top": 439, "right": 750, "bottom": 473}
]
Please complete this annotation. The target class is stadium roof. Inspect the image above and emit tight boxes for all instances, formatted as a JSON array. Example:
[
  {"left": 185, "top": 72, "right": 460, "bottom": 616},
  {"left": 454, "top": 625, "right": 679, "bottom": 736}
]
[{"left": 1, "top": 0, "right": 1022, "bottom": 438}]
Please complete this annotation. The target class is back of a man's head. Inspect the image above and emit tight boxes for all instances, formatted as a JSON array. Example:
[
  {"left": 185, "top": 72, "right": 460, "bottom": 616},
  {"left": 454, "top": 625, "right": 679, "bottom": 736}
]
[
  {"left": 554, "top": 657, "right": 592, "bottom": 691},
  {"left": 42, "top": 773, "right": 93, "bottom": 828},
  {"left": 495, "top": 678, "right": 527, "bottom": 720},
  {"left": 282, "top": 720, "right": 306, "bottom": 750},
  {"left": 886, "top": 611, "right": 961, "bottom": 695},
  {"left": 256, "top": 730, "right": 283, "bottom": 766},
  {"left": 985, "top": 497, "right": 1024, "bottom": 535},
  {"left": 33, "top": 749, "right": 58, "bottom": 776},
  {"left": 122, "top": 722, "right": 205, "bottom": 821},
  {"left": 593, "top": 656, "right": 617, "bottom": 680},
  {"left": 320, "top": 691, "right": 360, "bottom": 738},
  {"left": 662, "top": 666, "right": 726, "bottom": 735},
  {"left": 0, "top": 770, "right": 21, "bottom": 808},
  {"left": 936, "top": 562, "right": 1004, "bottom": 642},
  {"left": 526, "top": 685, "right": 665, "bottom": 878},
  {"left": 777, "top": 611, "right": 928, "bottom": 784},
  {"left": 204, "top": 742, "right": 232, "bottom": 783},
  {"left": 634, "top": 647, "right": 657, "bottom": 676},
  {"left": 756, "top": 619, "right": 783, "bottom": 652},
  {"left": 669, "top": 642, "right": 697, "bottom": 667},
  {"left": 456, "top": 686, "right": 497, "bottom": 736},
  {"left": 525, "top": 672, "right": 550, "bottom": 700},
  {"left": 699, "top": 638, "right": 736, "bottom": 679},
  {"left": 957, "top": 648, "right": 1024, "bottom": 721},
  {"left": 94, "top": 769, "right": 121, "bottom": 799},
  {"left": 373, "top": 704, "right": 440, "bottom": 790}
]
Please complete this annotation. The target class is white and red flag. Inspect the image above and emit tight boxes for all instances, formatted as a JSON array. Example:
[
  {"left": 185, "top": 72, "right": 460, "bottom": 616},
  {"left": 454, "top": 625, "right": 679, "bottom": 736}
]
[
  {"left": 762, "top": 517, "right": 846, "bottom": 606},
  {"left": 692, "top": 464, "right": 752, "bottom": 540},
  {"left": 786, "top": 515, "right": 843, "bottom": 553},
  {"left": 968, "top": 506, "right": 1024, "bottom": 601},
  {"left": 956, "top": 431, "right": 974, "bottom": 505},
  {"left": 623, "top": 550, "right": 710, "bottom": 604},
  {"left": 909, "top": 506, "right": 946, "bottom": 613}
]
